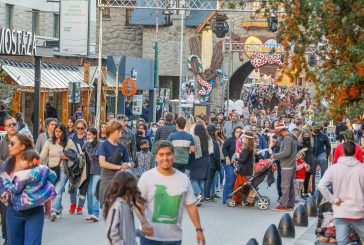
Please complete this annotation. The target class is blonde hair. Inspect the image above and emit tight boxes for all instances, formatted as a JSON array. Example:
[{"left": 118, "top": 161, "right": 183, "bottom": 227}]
[
  {"left": 106, "top": 119, "right": 123, "bottom": 137},
  {"left": 185, "top": 115, "right": 195, "bottom": 132}
]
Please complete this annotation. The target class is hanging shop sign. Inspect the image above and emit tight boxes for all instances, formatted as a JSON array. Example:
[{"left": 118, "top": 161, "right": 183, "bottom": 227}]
[
  {"left": 132, "top": 95, "right": 143, "bottom": 116},
  {"left": 0, "top": 28, "right": 36, "bottom": 56}
]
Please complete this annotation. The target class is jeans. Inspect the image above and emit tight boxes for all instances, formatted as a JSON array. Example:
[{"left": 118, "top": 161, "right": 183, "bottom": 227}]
[
  {"left": 6, "top": 205, "right": 44, "bottom": 245},
  {"left": 70, "top": 189, "right": 86, "bottom": 207},
  {"left": 140, "top": 236, "right": 181, "bottom": 245},
  {"left": 335, "top": 218, "right": 364, "bottom": 245},
  {"left": 52, "top": 170, "right": 68, "bottom": 212},
  {"left": 205, "top": 168, "right": 217, "bottom": 198},
  {"left": 0, "top": 202, "right": 7, "bottom": 240},
  {"left": 222, "top": 164, "right": 236, "bottom": 203},
  {"left": 219, "top": 162, "right": 224, "bottom": 186},
  {"left": 191, "top": 180, "right": 206, "bottom": 198},
  {"left": 316, "top": 152, "right": 328, "bottom": 177},
  {"left": 87, "top": 174, "right": 100, "bottom": 217}
]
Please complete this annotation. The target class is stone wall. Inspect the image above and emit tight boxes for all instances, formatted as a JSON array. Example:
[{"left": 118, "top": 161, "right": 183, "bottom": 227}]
[
  {"left": 142, "top": 15, "right": 196, "bottom": 77},
  {"left": 96, "top": 8, "right": 143, "bottom": 57}
]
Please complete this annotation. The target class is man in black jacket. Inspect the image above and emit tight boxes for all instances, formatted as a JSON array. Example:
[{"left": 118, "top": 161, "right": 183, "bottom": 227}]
[
  {"left": 155, "top": 113, "right": 176, "bottom": 141},
  {"left": 312, "top": 125, "right": 331, "bottom": 177}
]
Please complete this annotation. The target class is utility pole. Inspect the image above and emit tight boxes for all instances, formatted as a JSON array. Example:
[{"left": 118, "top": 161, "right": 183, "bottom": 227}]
[
  {"left": 153, "top": 9, "right": 159, "bottom": 122},
  {"left": 95, "top": 7, "right": 103, "bottom": 129},
  {"left": 178, "top": 9, "right": 185, "bottom": 113}
]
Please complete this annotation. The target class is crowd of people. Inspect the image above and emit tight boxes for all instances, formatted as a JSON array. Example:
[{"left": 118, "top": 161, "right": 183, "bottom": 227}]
[{"left": 0, "top": 94, "right": 363, "bottom": 244}]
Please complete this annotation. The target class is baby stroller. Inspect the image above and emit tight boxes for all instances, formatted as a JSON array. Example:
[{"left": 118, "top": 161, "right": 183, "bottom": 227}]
[
  {"left": 226, "top": 160, "right": 276, "bottom": 210},
  {"left": 315, "top": 193, "right": 362, "bottom": 245}
]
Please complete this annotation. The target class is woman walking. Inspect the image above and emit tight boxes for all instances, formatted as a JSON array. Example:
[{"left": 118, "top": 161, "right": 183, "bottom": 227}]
[
  {"left": 96, "top": 120, "right": 134, "bottom": 206},
  {"left": 189, "top": 124, "right": 214, "bottom": 205},
  {"left": 68, "top": 119, "right": 87, "bottom": 214},
  {"left": 83, "top": 127, "right": 101, "bottom": 222},
  {"left": 135, "top": 123, "right": 152, "bottom": 152},
  {"left": 222, "top": 126, "right": 243, "bottom": 204},
  {"left": 40, "top": 123, "right": 77, "bottom": 222},
  {"left": 0, "top": 134, "right": 44, "bottom": 244}
]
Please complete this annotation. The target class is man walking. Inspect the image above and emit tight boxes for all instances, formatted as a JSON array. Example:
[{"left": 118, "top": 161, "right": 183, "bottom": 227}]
[
  {"left": 318, "top": 141, "right": 364, "bottom": 244},
  {"left": 0, "top": 116, "right": 18, "bottom": 244},
  {"left": 271, "top": 123, "right": 298, "bottom": 211},
  {"left": 312, "top": 125, "right": 331, "bottom": 176},
  {"left": 167, "top": 117, "right": 196, "bottom": 173},
  {"left": 155, "top": 113, "right": 176, "bottom": 141},
  {"left": 223, "top": 112, "right": 243, "bottom": 137},
  {"left": 138, "top": 140, "right": 205, "bottom": 245},
  {"left": 117, "top": 115, "right": 136, "bottom": 160}
]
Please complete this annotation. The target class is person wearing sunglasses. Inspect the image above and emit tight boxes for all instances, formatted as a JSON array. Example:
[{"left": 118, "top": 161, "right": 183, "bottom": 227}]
[
  {"left": 0, "top": 116, "right": 18, "bottom": 244},
  {"left": 0, "top": 134, "right": 39, "bottom": 245},
  {"left": 68, "top": 119, "right": 87, "bottom": 215}
]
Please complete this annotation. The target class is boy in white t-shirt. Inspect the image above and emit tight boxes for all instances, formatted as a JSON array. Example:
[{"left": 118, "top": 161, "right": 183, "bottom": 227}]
[{"left": 138, "top": 140, "right": 205, "bottom": 245}]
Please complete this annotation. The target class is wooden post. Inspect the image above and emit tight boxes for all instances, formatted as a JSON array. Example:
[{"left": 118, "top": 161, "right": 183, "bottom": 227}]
[
  {"left": 62, "top": 91, "right": 68, "bottom": 124},
  {"left": 12, "top": 91, "right": 21, "bottom": 116},
  {"left": 40, "top": 92, "right": 45, "bottom": 128},
  {"left": 82, "top": 91, "right": 89, "bottom": 124},
  {"left": 101, "top": 65, "right": 107, "bottom": 122}
]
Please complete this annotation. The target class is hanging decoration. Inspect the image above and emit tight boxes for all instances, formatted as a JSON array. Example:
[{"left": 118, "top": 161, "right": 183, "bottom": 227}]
[
  {"left": 187, "top": 54, "right": 227, "bottom": 102},
  {"left": 250, "top": 52, "right": 292, "bottom": 68},
  {"left": 121, "top": 77, "right": 137, "bottom": 97}
]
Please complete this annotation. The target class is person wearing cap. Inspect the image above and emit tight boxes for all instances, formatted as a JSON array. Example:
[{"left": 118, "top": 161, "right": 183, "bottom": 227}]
[
  {"left": 271, "top": 123, "right": 298, "bottom": 211},
  {"left": 223, "top": 112, "right": 244, "bottom": 139}
]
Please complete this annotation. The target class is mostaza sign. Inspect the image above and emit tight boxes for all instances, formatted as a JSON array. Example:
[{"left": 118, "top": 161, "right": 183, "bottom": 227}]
[{"left": 0, "top": 28, "right": 37, "bottom": 56}]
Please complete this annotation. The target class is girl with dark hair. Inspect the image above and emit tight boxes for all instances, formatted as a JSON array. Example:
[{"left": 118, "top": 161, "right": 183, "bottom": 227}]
[
  {"left": 67, "top": 117, "right": 76, "bottom": 136},
  {"left": 104, "top": 171, "right": 152, "bottom": 245},
  {"left": 40, "top": 123, "right": 77, "bottom": 222},
  {"left": 135, "top": 123, "right": 152, "bottom": 152},
  {"left": 69, "top": 119, "right": 87, "bottom": 215},
  {"left": 99, "top": 122, "right": 107, "bottom": 141},
  {"left": 189, "top": 124, "right": 214, "bottom": 205},
  {"left": 222, "top": 126, "right": 243, "bottom": 204},
  {"left": 0, "top": 134, "right": 46, "bottom": 245},
  {"left": 83, "top": 127, "right": 101, "bottom": 222}
]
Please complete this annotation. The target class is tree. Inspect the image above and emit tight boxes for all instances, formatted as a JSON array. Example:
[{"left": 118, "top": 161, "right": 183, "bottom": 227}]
[
  {"left": 259, "top": 0, "right": 364, "bottom": 120},
  {"left": 0, "top": 65, "right": 19, "bottom": 113}
]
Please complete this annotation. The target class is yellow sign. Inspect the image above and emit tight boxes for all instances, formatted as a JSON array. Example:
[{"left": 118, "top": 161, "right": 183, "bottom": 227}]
[{"left": 244, "top": 36, "right": 263, "bottom": 58}]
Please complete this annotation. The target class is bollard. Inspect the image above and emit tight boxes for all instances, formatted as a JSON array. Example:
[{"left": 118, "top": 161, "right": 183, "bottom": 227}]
[
  {"left": 313, "top": 190, "right": 323, "bottom": 207},
  {"left": 305, "top": 196, "right": 317, "bottom": 217},
  {"left": 293, "top": 204, "right": 308, "bottom": 227},
  {"left": 247, "top": 238, "right": 259, "bottom": 245},
  {"left": 278, "top": 213, "right": 295, "bottom": 238},
  {"left": 262, "top": 224, "right": 282, "bottom": 245}
]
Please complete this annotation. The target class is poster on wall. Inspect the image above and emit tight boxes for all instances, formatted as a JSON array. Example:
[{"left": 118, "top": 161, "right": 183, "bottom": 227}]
[
  {"left": 132, "top": 95, "right": 143, "bottom": 116},
  {"left": 60, "top": 0, "right": 89, "bottom": 55}
]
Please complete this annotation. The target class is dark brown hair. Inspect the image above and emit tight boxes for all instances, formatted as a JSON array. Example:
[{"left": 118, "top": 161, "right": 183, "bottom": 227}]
[
  {"left": 103, "top": 171, "right": 144, "bottom": 220},
  {"left": 176, "top": 116, "right": 187, "bottom": 129},
  {"left": 6, "top": 134, "right": 34, "bottom": 174},
  {"left": 155, "top": 140, "right": 174, "bottom": 154}
]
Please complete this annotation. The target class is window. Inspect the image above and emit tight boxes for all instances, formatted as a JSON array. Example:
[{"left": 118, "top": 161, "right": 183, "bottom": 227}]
[
  {"left": 125, "top": 9, "right": 133, "bottom": 25},
  {"left": 5, "top": 4, "right": 13, "bottom": 29},
  {"left": 53, "top": 14, "right": 60, "bottom": 38},
  {"left": 32, "top": 10, "right": 40, "bottom": 35},
  {"left": 102, "top": 8, "right": 111, "bottom": 19}
]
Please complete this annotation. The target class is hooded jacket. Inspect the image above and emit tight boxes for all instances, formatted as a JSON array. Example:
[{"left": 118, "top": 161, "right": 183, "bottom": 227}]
[
  {"left": 272, "top": 133, "right": 298, "bottom": 169},
  {"left": 318, "top": 156, "right": 364, "bottom": 219},
  {"left": 1, "top": 164, "right": 57, "bottom": 211}
]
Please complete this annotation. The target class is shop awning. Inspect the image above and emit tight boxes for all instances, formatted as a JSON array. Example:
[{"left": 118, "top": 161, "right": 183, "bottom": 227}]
[{"left": 0, "top": 58, "right": 93, "bottom": 91}]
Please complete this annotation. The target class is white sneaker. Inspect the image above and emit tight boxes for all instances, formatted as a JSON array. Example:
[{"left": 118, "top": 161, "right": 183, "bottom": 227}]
[
  {"left": 85, "top": 215, "right": 92, "bottom": 221},
  {"left": 89, "top": 215, "right": 99, "bottom": 222},
  {"left": 195, "top": 194, "right": 203, "bottom": 206},
  {"left": 50, "top": 211, "right": 57, "bottom": 222}
]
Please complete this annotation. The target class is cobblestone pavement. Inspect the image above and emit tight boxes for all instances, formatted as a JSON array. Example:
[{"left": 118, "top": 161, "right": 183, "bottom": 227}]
[{"left": 43, "top": 182, "right": 317, "bottom": 245}]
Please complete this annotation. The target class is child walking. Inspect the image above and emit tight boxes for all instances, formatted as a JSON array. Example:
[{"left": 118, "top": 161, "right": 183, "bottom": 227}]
[
  {"left": 1, "top": 149, "right": 57, "bottom": 211},
  {"left": 133, "top": 140, "right": 154, "bottom": 178},
  {"left": 103, "top": 171, "right": 154, "bottom": 245},
  {"left": 295, "top": 149, "right": 309, "bottom": 203}
]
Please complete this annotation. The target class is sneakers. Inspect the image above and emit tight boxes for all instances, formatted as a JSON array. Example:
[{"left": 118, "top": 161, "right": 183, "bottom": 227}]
[
  {"left": 195, "top": 194, "right": 203, "bottom": 206},
  {"left": 69, "top": 203, "right": 76, "bottom": 215},
  {"left": 213, "top": 194, "right": 221, "bottom": 199},
  {"left": 76, "top": 206, "right": 83, "bottom": 215},
  {"left": 50, "top": 211, "right": 58, "bottom": 222},
  {"left": 89, "top": 215, "right": 99, "bottom": 222},
  {"left": 85, "top": 215, "right": 92, "bottom": 221},
  {"left": 272, "top": 205, "right": 294, "bottom": 211}
]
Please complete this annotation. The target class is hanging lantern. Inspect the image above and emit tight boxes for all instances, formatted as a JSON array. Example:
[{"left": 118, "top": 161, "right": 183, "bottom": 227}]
[
  {"left": 308, "top": 54, "right": 317, "bottom": 67},
  {"left": 162, "top": 9, "right": 173, "bottom": 27},
  {"left": 212, "top": 13, "right": 229, "bottom": 38}
]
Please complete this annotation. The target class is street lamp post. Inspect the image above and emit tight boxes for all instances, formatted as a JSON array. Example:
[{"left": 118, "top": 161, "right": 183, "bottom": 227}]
[{"left": 178, "top": 9, "right": 185, "bottom": 113}]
